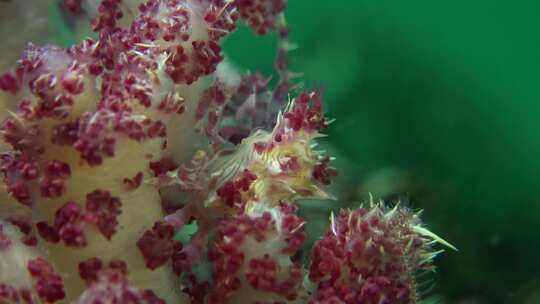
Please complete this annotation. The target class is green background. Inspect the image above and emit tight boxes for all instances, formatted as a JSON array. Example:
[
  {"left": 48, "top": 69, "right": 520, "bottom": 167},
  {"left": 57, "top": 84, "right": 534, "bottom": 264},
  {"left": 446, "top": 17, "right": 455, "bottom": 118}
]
[
  {"left": 45, "top": 1, "right": 540, "bottom": 303},
  {"left": 224, "top": 1, "right": 540, "bottom": 303}
]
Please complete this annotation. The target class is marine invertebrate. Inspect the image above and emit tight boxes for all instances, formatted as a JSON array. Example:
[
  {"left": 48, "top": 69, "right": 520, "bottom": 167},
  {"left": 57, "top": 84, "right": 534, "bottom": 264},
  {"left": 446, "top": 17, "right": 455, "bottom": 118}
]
[
  {"left": 308, "top": 200, "right": 456, "bottom": 304},
  {"left": 0, "top": 1, "right": 454, "bottom": 303}
]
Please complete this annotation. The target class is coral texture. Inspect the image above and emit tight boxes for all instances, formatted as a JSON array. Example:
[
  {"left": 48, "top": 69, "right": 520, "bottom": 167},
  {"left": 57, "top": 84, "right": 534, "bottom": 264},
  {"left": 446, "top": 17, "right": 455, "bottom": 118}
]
[{"left": 0, "top": 1, "right": 454, "bottom": 303}]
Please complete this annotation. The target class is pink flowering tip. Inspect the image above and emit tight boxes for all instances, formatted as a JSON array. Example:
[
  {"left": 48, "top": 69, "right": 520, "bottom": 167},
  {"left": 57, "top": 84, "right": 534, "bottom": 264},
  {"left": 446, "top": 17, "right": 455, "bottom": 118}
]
[
  {"left": 308, "top": 203, "right": 455, "bottom": 303},
  {"left": 36, "top": 221, "right": 60, "bottom": 244}
]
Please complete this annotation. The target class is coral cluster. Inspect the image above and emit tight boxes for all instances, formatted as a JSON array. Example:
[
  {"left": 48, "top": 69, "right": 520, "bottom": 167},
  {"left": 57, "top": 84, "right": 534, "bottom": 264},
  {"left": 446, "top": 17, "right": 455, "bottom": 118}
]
[{"left": 0, "top": 1, "right": 453, "bottom": 303}]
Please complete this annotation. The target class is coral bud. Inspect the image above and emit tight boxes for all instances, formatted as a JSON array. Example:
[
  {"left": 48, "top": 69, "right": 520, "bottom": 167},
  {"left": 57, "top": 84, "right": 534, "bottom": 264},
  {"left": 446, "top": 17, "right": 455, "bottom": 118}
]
[{"left": 308, "top": 203, "right": 455, "bottom": 304}]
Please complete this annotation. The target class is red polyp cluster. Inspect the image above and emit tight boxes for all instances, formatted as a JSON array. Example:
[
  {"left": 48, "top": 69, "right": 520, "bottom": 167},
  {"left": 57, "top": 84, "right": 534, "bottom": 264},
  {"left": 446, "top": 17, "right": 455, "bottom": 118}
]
[
  {"left": 166, "top": 40, "right": 223, "bottom": 85},
  {"left": 36, "top": 190, "right": 122, "bottom": 246},
  {"left": 137, "top": 221, "right": 181, "bottom": 270},
  {"left": 37, "top": 202, "right": 86, "bottom": 247},
  {"left": 78, "top": 258, "right": 128, "bottom": 284},
  {"left": 78, "top": 258, "right": 106, "bottom": 283},
  {"left": 27, "top": 258, "right": 65, "bottom": 303},
  {"left": 0, "top": 155, "right": 35, "bottom": 206},
  {"left": 312, "top": 157, "right": 337, "bottom": 186},
  {"left": 16, "top": 45, "right": 90, "bottom": 120},
  {"left": 0, "top": 72, "right": 20, "bottom": 94},
  {"left": 236, "top": 0, "right": 287, "bottom": 35},
  {"left": 284, "top": 91, "right": 326, "bottom": 133},
  {"left": 39, "top": 160, "right": 71, "bottom": 199},
  {"left": 308, "top": 205, "right": 446, "bottom": 304},
  {"left": 52, "top": 202, "right": 88, "bottom": 247},
  {"left": 85, "top": 190, "right": 122, "bottom": 240},
  {"left": 216, "top": 169, "right": 257, "bottom": 207},
  {"left": 74, "top": 110, "right": 168, "bottom": 165}
]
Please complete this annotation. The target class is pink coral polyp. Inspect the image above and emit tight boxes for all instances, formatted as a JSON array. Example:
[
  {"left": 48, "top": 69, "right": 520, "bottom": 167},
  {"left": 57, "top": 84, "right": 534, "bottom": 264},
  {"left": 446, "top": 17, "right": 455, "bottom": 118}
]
[{"left": 308, "top": 205, "right": 444, "bottom": 304}]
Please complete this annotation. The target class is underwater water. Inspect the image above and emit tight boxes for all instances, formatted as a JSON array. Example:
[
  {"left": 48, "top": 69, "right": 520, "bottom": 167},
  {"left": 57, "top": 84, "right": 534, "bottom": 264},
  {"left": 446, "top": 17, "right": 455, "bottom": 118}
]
[
  {"left": 1, "top": 1, "right": 539, "bottom": 303},
  {"left": 229, "top": 1, "right": 540, "bottom": 303}
]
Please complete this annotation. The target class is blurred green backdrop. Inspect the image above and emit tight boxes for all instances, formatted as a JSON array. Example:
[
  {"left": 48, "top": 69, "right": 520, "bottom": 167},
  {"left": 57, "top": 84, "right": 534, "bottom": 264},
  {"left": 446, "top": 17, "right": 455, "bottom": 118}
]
[
  {"left": 224, "top": 1, "right": 540, "bottom": 303},
  {"left": 44, "top": 0, "right": 540, "bottom": 303}
]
